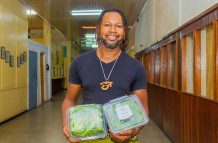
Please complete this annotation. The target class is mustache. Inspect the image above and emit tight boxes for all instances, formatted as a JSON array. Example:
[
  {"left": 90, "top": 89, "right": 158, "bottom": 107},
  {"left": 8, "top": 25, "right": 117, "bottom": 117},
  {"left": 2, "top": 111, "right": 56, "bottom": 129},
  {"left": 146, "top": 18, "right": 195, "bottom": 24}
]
[
  {"left": 105, "top": 34, "right": 119, "bottom": 38},
  {"left": 97, "top": 37, "right": 124, "bottom": 49},
  {"left": 97, "top": 36, "right": 124, "bottom": 45}
]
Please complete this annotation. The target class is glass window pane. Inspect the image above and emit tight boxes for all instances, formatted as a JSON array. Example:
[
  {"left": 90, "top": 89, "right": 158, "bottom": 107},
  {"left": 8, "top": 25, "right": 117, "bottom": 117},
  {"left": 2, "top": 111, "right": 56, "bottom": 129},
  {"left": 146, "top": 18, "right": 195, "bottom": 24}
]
[
  {"left": 186, "top": 34, "right": 194, "bottom": 94},
  {"left": 206, "top": 26, "right": 214, "bottom": 99},
  {"left": 200, "top": 25, "right": 214, "bottom": 99},
  {"left": 201, "top": 29, "right": 207, "bottom": 96}
]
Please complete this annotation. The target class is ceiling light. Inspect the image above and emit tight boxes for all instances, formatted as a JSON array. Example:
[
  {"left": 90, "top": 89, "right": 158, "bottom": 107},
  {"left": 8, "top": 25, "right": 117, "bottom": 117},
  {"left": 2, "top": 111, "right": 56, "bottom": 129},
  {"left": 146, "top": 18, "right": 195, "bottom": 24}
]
[
  {"left": 71, "top": 10, "right": 102, "bottom": 16},
  {"left": 82, "top": 26, "right": 96, "bottom": 29},
  {"left": 26, "top": 10, "right": 37, "bottom": 15}
]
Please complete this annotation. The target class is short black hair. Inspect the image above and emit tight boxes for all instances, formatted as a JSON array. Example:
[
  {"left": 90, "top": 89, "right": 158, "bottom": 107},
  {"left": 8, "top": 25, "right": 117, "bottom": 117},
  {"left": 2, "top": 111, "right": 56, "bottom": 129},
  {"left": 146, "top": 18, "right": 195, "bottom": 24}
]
[{"left": 96, "top": 8, "right": 128, "bottom": 51}]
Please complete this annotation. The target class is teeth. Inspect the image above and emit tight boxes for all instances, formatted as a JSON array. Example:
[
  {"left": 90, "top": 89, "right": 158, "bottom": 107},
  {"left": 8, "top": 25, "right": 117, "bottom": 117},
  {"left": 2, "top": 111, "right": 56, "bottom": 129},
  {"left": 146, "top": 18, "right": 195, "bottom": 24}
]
[{"left": 107, "top": 35, "right": 117, "bottom": 41}]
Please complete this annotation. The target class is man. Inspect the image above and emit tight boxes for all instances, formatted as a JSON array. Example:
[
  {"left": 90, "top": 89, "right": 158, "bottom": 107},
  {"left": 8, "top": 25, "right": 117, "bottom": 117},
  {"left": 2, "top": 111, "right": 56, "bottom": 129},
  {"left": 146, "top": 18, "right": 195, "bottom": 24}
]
[{"left": 62, "top": 8, "right": 149, "bottom": 143}]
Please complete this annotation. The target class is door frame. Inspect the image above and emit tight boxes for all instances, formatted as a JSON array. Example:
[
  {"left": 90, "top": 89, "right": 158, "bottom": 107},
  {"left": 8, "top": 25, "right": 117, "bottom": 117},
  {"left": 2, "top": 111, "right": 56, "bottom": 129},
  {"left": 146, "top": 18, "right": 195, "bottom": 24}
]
[
  {"left": 40, "top": 52, "right": 45, "bottom": 103},
  {"left": 28, "top": 40, "right": 51, "bottom": 108}
]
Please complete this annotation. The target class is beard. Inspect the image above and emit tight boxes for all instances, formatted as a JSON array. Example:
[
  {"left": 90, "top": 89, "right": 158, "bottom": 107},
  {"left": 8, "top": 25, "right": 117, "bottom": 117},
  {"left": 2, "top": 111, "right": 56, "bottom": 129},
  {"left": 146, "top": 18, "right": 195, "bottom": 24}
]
[{"left": 97, "top": 36, "right": 124, "bottom": 49}]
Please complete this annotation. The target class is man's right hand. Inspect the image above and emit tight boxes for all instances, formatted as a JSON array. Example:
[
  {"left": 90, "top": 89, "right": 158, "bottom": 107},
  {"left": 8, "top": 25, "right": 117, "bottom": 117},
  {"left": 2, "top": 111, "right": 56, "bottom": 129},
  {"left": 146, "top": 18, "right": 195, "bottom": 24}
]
[
  {"left": 63, "top": 125, "right": 80, "bottom": 143},
  {"left": 62, "top": 84, "right": 81, "bottom": 142}
]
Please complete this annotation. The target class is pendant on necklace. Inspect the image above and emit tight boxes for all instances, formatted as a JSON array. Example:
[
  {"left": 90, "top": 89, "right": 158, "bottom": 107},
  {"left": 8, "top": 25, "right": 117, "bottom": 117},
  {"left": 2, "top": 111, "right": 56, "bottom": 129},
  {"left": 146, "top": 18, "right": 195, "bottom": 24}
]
[{"left": 100, "top": 81, "right": 113, "bottom": 90}]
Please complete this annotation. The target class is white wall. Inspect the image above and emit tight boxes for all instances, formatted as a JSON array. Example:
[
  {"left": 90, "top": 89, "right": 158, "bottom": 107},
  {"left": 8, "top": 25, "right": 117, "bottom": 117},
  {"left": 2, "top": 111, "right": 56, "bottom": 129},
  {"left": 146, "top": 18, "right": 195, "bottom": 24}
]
[
  {"left": 135, "top": 0, "right": 218, "bottom": 52},
  {"left": 180, "top": 0, "right": 218, "bottom": 25},
  {"left": 154, "top": 0, "right": 180, "bottom": 40},
  {"left": 135, "top": 0, "right": 155, "bottom": 52}
]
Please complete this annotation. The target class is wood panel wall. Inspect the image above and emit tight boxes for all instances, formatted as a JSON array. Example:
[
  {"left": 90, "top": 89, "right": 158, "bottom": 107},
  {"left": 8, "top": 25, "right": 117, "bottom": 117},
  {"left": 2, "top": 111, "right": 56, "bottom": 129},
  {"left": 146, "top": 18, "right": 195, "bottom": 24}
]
[
  {"left": 148, "top": 84, "right": 218, "bottom": 143},
  {"left": 137, "top": 4, "right": 218, "bottom": 143},
  {"left": 181, "top": 93, "right": 218, "bottom": 143},
  {"left": 194, "top": 30, "right": 201, "bottom": 96},
  {"left": 215, "top": 20, "right": 218, "bottom": 101}
]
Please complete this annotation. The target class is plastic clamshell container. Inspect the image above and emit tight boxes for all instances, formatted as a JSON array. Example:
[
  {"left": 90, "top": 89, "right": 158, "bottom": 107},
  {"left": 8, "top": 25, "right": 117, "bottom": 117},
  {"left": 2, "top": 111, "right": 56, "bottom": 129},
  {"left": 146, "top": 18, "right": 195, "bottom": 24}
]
[
  {"left": 103, "top": 95, "right": 149, "bottom": 133},
  {"left": 67, "top": 104, "right": 107, "bottom": 141}
]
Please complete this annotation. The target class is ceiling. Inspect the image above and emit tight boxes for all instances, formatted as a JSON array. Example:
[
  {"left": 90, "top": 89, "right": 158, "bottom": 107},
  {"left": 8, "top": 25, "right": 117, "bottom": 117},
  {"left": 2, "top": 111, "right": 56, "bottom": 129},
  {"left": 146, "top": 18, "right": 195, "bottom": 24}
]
[{"left": 20, "top": 0, "right": 147, "bottom": 43}]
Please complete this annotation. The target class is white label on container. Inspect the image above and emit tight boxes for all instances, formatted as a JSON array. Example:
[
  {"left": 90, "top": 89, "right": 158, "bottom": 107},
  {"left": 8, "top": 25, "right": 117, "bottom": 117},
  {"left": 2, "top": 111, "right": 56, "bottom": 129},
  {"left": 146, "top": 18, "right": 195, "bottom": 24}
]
[{"left": 115, "top": 105, "right": 133, "bottom": 120}]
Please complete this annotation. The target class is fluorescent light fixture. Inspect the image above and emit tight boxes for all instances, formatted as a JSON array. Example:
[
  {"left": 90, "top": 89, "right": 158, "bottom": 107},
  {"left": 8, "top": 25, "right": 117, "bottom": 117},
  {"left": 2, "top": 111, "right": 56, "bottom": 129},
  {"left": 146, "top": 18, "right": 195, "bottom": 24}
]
[
  {"left": 26, "top": 10, "right": 37, "bottom": 15},
  {"left": 72, "top": 10, "right": 102, "bottom": 13},
  {"left": 82, "top": 26, "right": 96, "bottom": 29},
  {"left": 85, "top": 34, "right": 96, "bottom": 38},
  {"left": 72, "top": 13, "right": 100, "bottom": 16},
  {"left": 71, "top": 10, "right": 102, "bottom": 16}
]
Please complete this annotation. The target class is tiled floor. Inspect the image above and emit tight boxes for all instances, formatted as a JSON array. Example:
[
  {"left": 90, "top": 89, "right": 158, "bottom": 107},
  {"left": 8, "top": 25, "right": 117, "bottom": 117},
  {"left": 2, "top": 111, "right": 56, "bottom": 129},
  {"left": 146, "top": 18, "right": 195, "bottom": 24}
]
[{"left": 0, "top": 91, "right": 171, "bottom": 143}]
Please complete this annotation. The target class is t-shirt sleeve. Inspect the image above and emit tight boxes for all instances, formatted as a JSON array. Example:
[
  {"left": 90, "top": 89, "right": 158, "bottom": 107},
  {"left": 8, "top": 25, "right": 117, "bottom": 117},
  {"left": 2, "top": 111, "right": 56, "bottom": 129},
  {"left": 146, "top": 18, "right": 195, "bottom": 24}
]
[
  {"left": 130, "top": 63, "right": 147, "bottom": 91},
  {"left": 69, "top": 60, "right": 82, "bottom": 84}
]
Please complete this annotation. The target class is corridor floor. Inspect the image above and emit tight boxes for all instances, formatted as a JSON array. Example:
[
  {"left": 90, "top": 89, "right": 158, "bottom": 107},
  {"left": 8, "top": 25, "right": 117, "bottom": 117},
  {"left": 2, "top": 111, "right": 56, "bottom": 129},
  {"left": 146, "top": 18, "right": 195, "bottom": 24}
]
[{"left": 0, "top": 91, "right": 171, "bottom": 143}]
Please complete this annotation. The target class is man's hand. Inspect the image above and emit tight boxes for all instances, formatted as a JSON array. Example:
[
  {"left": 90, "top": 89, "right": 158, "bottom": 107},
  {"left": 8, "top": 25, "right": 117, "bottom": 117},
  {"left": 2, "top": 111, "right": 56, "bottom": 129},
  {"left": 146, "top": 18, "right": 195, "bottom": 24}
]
[
  {"left": 63, "top": 124, "right": 80, "bottom": 143},
  {"left": 62, "top": 83, "right": 81, "bottom": 143},
  {"left": 109, "top": 127, "right": 140, "bottom": 142}
]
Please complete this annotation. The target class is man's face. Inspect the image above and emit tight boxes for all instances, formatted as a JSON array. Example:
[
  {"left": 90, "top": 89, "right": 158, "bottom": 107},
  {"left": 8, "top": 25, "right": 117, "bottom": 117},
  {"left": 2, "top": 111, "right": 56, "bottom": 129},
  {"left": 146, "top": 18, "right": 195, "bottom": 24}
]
[{"left": 99, "top": 12, "right": 125, "bottom": 49}]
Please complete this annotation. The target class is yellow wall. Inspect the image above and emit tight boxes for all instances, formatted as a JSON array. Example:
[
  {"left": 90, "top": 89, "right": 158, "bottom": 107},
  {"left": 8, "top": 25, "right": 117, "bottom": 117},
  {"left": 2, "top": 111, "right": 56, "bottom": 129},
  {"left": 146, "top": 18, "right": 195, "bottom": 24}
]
[
  {"left": 51, "top": 42, "right": 64, "bottom": 79},
  {"left": 64, "top": 41, "right": 72, "bottom": 88},
  {"left": 63, "top": 43, "right": 80, "bottom": 88},
  {"left": 51, "top": 42, "right": 64, "bottom": 66},
  {"left": 0, "top": 0, "right": 28, "bottom": 122},
  {"left": 43, "top": 21, "right": 51, "bottom": 47},
  {"left": 31, "top": 38, "right": 44, "bottom": 45}
]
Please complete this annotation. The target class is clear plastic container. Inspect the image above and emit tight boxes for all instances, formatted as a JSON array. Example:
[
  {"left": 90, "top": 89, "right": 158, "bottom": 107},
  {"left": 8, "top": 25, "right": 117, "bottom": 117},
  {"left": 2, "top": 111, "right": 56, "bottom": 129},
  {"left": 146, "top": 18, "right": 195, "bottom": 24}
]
[
  {"left": 67, "top": 104, "right": 107, "bottom": 141},
  {"left": 103, "top": 95, "right": 149, "bottom": 133}
]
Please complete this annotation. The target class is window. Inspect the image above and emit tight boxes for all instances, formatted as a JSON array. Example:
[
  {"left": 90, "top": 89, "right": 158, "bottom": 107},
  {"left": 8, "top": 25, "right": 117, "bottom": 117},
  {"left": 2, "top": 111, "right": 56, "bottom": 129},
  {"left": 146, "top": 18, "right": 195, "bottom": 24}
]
[
  {"left": 182, "top": 34, "right": 194, "bottom": 94},
  {"left": 167, "top": 42, "right": 177, "bottom": 89},
  {"left": 200, "top": 25, "right": 215, "bottom": 99},
  {"left": 155, "top": 49, "right": 160, "bottom": 85},
  {"left": 160, "top": 46, "right": 167, "bottom": 86}
]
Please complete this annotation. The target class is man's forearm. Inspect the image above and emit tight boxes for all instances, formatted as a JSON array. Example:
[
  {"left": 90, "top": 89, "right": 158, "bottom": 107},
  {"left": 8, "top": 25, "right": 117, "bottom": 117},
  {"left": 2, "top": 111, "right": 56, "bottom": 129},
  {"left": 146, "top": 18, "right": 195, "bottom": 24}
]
[
  {"left": 133, "top": 89, "right": 149, "bottom": 116},
  {"left": 61, "top": 97, "right": 76, "bottom": 127}
]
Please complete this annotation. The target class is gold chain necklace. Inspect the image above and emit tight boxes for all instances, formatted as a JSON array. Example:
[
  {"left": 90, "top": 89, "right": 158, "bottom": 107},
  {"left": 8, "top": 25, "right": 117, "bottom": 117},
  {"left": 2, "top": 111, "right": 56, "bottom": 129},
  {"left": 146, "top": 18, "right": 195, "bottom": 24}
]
[{"left": 99, "top": 50, "right": 121, "bottom": 91}]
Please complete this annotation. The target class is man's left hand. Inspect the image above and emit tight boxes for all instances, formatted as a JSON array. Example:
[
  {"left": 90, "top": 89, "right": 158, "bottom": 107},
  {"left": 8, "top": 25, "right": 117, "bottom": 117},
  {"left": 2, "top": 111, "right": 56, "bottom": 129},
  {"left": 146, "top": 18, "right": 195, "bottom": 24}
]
[{"left": 109, "top": 127, "right": 141, "bottom": 142}]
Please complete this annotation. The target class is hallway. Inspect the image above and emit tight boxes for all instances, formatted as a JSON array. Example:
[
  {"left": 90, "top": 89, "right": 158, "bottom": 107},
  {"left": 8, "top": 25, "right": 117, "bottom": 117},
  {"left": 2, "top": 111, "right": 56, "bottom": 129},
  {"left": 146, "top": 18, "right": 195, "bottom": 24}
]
[
  {"left": 0, "top": 1, "right": 218, "bottom": 143},
  {"left": 0, "top": 91, "right": 171, "bottom": 143}
]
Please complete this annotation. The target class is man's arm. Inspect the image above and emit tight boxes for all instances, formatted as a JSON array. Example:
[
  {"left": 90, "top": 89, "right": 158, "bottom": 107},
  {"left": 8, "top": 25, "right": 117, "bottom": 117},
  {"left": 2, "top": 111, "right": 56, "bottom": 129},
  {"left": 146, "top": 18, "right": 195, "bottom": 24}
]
[
  {"left": 133, "top": 88, "right": 149, "bottom": 116},
  {"left": 62, "top": 83, "right": 81, "bottom": 143}
]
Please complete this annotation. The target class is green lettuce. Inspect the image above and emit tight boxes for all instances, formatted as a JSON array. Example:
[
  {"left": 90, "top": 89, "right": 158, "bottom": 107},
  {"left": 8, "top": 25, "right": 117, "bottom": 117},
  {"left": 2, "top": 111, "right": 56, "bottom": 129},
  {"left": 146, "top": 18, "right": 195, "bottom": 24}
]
[
  {"left": 104, "top": 97, "right": 146, "bottom": 133},
  {"left": 69, "top": 105, "right": 105, "bottom": 138}
]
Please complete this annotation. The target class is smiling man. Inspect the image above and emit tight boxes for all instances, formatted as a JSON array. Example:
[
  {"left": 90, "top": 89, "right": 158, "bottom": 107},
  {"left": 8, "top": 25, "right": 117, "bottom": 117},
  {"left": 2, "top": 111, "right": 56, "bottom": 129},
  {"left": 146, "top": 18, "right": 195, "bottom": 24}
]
[{"left": 62, "top": 8, "right": 149, "bottom": 143}]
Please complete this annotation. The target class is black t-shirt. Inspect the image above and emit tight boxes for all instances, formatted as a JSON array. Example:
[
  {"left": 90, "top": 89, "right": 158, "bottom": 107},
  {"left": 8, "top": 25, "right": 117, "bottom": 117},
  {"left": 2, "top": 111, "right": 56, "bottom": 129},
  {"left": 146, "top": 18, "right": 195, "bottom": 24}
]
[{"left": 69, "top": 50, "right": 147, "bottom": 104}]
